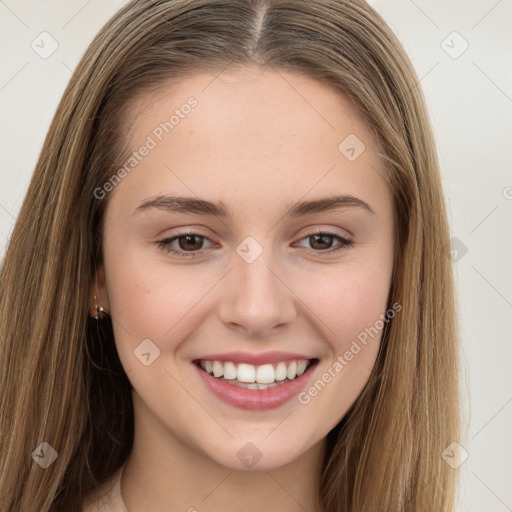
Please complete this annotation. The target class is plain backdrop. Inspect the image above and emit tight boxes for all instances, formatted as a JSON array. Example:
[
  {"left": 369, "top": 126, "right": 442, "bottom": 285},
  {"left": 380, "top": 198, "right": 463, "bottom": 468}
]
[{"left": 1, "top": 1, "right": 511, "bottom": 510}]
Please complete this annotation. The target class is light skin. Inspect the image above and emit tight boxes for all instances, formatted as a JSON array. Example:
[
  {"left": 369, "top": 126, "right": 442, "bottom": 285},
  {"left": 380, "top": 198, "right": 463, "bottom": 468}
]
[{"left": 90, "top": 65, "right": 395, "bottom": 512}]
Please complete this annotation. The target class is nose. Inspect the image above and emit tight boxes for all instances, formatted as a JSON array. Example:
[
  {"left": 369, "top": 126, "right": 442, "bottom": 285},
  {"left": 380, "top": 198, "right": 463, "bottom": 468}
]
[{"left": 217, "top": 249, "right": 297, "bottom": 336}]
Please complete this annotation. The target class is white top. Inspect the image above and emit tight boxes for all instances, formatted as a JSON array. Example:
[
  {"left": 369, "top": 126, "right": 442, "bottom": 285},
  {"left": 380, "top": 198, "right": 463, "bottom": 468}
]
[{"left": 82, "top": 464, "right": 128, "bottom": 512}]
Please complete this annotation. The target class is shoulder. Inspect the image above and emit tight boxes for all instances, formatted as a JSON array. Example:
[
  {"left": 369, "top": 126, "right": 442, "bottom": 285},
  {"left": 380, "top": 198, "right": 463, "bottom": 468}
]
[{"left": 81, "top": 465, "right": 127, "bottom": 512}]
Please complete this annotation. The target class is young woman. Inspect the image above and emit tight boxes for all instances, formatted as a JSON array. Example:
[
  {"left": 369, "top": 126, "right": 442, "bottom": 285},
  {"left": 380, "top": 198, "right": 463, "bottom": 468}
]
[{"left": 0, "top": 1, "right": 460, "bottom": 511}]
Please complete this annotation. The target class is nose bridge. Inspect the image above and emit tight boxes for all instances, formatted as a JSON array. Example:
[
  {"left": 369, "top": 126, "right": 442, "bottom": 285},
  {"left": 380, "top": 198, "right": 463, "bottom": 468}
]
[{"left": 218, "top": 239, "right": 296, "bottom": 334}]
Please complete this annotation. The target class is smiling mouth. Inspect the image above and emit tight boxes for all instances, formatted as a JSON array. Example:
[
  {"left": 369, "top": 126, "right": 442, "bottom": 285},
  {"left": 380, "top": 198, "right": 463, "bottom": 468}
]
[{"left": 194, "top": 358, "right": 319, "bottom": 390}]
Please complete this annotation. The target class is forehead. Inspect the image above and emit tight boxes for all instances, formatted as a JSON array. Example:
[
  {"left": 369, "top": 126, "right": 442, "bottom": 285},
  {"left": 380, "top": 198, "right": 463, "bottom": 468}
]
[
  {"left": 124, "top": 66, "right": 376, "bottom": 151},
  {"left": 112, "top": 67, "right": 388, "bottom": 213}
]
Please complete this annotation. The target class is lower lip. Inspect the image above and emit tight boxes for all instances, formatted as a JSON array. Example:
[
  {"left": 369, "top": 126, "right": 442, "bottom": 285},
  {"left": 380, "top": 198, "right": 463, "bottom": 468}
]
[{"left": 194, "top": 361, "right": 317, "bottom": 411}]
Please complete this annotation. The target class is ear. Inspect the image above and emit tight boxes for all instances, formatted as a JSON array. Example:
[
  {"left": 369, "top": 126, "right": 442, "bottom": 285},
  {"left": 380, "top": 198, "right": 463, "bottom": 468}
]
[{"left": 89, "top": 265, "right": 110, "bottom": 314}]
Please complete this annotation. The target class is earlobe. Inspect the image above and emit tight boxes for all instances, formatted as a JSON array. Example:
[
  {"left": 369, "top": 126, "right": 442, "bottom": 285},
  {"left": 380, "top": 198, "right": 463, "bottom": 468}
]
[{"left": 89, "top": 265, "right": 110, "bottom": 317}]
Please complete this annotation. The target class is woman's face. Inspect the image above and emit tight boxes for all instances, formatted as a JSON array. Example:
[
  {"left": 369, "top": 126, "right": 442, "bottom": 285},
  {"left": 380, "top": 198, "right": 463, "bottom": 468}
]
[{"left": 93, "top": 66, "right": 395, "bottom": 470}]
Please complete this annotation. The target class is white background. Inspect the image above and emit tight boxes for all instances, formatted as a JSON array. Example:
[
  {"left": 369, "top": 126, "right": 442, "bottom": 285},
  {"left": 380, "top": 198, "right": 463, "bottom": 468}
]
[{"left": 1, "top": 1, "right": 511, "bottom": 510}]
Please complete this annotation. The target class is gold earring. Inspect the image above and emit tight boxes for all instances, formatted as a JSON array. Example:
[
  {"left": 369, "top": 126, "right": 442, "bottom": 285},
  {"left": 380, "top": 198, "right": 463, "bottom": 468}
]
[{"left": 90, "top": 295, "right": 109, "bottom": 320}]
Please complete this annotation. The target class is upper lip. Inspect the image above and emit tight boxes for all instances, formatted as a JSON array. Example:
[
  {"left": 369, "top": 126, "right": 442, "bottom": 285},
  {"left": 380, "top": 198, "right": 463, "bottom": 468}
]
[{"left": 194, "top": 351, "right": 316, "bottom": 366}]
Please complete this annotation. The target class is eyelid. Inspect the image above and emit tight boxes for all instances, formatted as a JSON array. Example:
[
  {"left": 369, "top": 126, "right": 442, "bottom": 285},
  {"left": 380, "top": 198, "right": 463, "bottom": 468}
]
[{"left": 294, "top": 224, "right": 352, "bottom": 240}]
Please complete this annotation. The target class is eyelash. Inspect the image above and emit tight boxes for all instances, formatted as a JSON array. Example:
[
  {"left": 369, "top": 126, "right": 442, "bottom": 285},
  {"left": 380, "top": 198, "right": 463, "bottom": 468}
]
[{"left": 156, "top": 230, "right": 353, "bottom": 258}]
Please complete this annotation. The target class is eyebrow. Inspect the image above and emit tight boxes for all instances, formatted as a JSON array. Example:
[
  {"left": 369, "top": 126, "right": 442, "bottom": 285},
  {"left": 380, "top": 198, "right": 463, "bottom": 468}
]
[{"left": 134, "top": 194, "right": 376, "bottom": 218}]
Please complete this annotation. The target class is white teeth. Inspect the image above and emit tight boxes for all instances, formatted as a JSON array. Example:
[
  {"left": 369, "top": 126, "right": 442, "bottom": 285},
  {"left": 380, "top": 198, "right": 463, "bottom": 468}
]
[
  {"left": 223, "top": 361, "right": 237, "bottom": 380},
  {"left": 256, "top": 364, "right": 275, "bottom": 384},
  {"left": 237, "top": 363, "right": 256, "bottom": 383},
  {"left": 212, "top": 361, "right": 223, "bottom": 378},
  {"left": 275, "top": 362, "right": 287, "bottom": 381},
  {"left": 198, "top": 358, "right": 313, "bottom": 385},
  {"left": 286, "top": 360, "right": 297, "bottom": 380},
  {"left": 296, "top": 360, "right": 308, "bottom": 376}
]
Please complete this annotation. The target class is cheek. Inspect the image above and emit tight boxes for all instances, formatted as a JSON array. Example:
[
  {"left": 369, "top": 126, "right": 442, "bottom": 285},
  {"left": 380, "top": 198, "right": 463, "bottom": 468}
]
[
  {"left": 289, "top": 260, "right": 392, "bottom": 428},
  {"left": 296, "top": 260, "right": 392, "bottom": 346},
  {"left": 111, "top": 263, "right": 207, "bottom": 328},
  {"left": 102, "top": 240, "right": 218, "bottom": 371}
]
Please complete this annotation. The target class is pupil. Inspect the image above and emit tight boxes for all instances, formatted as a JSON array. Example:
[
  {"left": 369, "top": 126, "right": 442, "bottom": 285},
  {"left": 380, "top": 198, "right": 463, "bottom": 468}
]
[
  {"left": 179, "top": 235, "right": 202, "bottom": 251},
  {"left": 311, "top": 234, "right": 332, "bottom": 250}
]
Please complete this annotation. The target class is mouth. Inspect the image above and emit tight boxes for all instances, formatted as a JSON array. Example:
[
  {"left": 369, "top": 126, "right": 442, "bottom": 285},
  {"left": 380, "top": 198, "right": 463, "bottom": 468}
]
[
  {"left": 194, "top": 358, "right": 318, "bottom": 389},
  {"left": 192, "top": 356, "right": 319, "bottom": 410}
]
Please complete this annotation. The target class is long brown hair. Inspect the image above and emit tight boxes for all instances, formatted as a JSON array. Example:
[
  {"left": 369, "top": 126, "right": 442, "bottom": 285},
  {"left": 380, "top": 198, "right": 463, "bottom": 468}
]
[{"left": 0, "top": 1, "right": 460, "bottom": 510}]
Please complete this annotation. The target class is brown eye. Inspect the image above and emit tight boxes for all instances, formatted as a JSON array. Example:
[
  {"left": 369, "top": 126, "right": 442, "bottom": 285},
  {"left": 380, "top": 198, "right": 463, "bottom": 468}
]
[
  {"left": 176, "top": 234, "right": 204, "bottom": 251},
  {"left": 294, "top": 231, "right": 353, "bottom": 255},
  {"left": 308, "top": 233, "right": 335, "bottom": 250},
  {"left": 157, "top": 233, "right": 214, "bottom": 257}
]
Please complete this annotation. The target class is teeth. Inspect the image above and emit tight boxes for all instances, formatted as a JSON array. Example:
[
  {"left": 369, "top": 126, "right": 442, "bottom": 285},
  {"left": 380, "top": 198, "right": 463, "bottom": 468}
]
[
  {"left": 223, "top": 361, "right": 237, "bottom": 380},
  {"left": 256, "top": 364, "right": 275, "bottom": 384},
  {"left": 237, "top": 363, "right": 256, "bottom": 383},
  {"left": 198, "top": 358, "right": 313, "bottom": 385},
  {"left": 212, "top": 361, "right": 223, "bottom": 378},
  {"left": 286, "top": 361, "right": 297, "bottom": 380},
  {"left": 297, "top": 360, "right": 308, "bottom": 376},
  {"left": 275, "top": 362, "right": 287, "bottom": 381}
]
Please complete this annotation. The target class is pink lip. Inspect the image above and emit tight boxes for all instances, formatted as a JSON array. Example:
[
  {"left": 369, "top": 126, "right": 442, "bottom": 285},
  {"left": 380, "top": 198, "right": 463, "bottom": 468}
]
[
  {"left": 194, "top": 351, "right": 313, "bottom": 366},
  {"left": 194, "top": 359, "right": 318, "bottom": 411}
]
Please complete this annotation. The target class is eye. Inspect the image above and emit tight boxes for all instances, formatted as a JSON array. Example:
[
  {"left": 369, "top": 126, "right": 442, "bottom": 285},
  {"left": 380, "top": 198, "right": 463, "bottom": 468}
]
[
  {"left": 157, "top": 233, "right": 214, "bottom": 257},
  {"left": 294, "top": 231, "right": 353, "bottom": 255}
]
